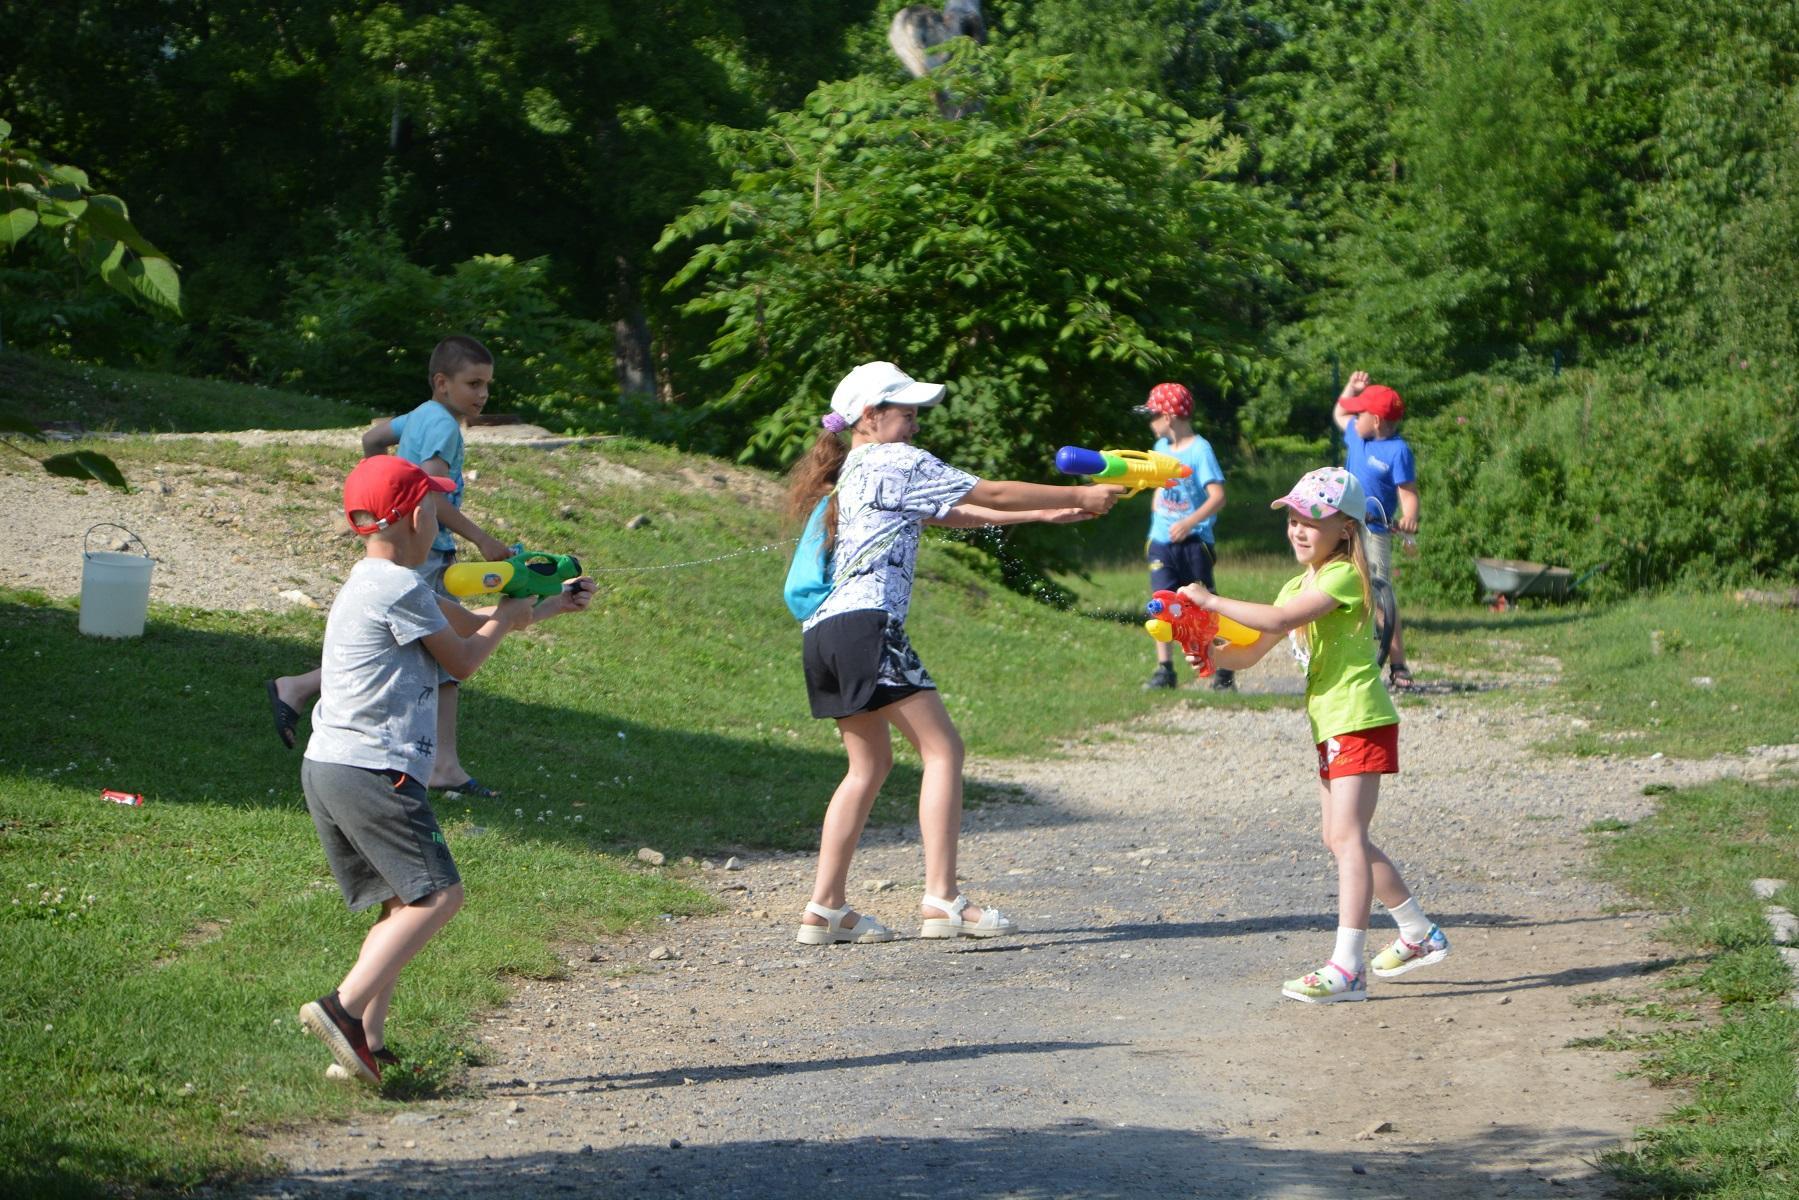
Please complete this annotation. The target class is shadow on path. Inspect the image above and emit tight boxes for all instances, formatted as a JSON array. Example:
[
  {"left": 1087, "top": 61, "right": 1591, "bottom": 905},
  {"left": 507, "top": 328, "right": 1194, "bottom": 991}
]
[
  {"left": 499, "top": 1039, "right": 1121, "bottom": 1098},
  {"left": 258, "top": 1119, "right": 1633, "bottom": 1199}
]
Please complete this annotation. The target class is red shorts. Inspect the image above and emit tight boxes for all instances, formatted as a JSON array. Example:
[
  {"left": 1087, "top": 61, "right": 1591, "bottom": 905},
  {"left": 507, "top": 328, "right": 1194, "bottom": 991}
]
[{"left": 1316, "top": 722, "right": 1400, "bottom": 780}]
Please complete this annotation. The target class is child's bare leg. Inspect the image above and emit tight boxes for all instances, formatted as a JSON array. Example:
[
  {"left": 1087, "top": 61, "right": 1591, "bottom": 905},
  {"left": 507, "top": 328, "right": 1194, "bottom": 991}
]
[
  {"left": 274, "top": 668, "right": 321, "bottom": 711},
  {"left": 426, "top": 682, "right": 463, "bottom": 788},
  {"left": 1388, "top": 613, "right": 1409, "bottom": 670},
  {"left": 885, "top": 691, "right": 988, "bottom": 924},
  {"left": 803, "top": 712, "right": 893, "bottom": 928},
  {"left": 360, "top": 977, "right": 397, "bottom": 1051},
  {"left": 1320, "top": 774, "right": 1391, "bottom": 929},
  {"left": 336, "top": 885, "right": 464, "bottom": 1019}
]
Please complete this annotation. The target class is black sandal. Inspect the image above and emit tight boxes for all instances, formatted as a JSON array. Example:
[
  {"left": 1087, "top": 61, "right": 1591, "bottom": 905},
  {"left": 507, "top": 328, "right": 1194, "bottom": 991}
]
[
  {"left": 1387, "top": 665, "right": 1416, "bottom": 690},
  {"left": 265, "top": 680, "right": 300, "bottom": 750}
]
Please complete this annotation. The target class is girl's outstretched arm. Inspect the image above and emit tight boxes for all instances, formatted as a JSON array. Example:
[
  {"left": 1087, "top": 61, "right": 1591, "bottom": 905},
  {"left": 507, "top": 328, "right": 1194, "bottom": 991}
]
[
  {"left": 1178, "top": 579, "right": 1339, "bottom": 636},
  {"left": 963, "top": 479, "right": 1123, "bottom": 515},
  {"left": 928, "top": 504, "right": 1095, "bottom": 529}
]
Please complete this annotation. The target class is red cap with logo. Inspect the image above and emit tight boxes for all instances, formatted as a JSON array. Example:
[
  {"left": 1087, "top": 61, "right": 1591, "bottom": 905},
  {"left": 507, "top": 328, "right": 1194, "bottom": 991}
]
[
  {"left": 342, "top": 456, "right": 456, "bottom": 535},
  {"left": 1341, "top": 383, "right": 1405, "bottom": 422},
  {"left": 1133, "top": 382, "right": 1193, "bottom": 420}
]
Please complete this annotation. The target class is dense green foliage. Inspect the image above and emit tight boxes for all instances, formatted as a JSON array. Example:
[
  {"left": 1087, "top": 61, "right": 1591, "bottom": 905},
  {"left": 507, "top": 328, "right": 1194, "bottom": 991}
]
[
  {"left": 0, "top": 118, "right": 180, "bottom": 322},
  {"left": 3, "top": 0, "right": 1797, "bottom": 591},
  {"left": 235, "top": 226, "right": 613, "bottom": 429},
  {"left": 1405, "top": 370, "right": 1799, "bottom": 603},
  {"left": 659, "top": 46, "right": 1275, "bottom": 475}
]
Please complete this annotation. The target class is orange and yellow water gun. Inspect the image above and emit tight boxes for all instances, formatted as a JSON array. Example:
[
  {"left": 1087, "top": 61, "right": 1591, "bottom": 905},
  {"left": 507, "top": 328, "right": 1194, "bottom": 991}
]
[{"left": 1144, "top": 589, "right": 1257, "bottom": 677}]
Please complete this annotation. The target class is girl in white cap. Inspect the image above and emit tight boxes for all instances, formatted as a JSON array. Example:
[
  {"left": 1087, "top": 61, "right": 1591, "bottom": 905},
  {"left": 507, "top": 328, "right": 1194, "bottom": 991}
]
[
  {"left": 1175, "top": 467, "right": 1447, "bottom": 1002},
  {"left": 786, "top": 361, "right": 1122, "bottom": 944}
]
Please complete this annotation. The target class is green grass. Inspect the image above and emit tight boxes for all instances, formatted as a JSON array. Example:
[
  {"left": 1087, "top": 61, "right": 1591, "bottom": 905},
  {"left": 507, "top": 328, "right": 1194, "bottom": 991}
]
[
  {"left": 0, "top": 350, "right": 375, "bottom": 433},
  {"left": 1406, "top": 591, "right": 1799, "bottom": 757},
  {"left": 1588, "top": 781, "right": 1799, "bottom": 1198}
]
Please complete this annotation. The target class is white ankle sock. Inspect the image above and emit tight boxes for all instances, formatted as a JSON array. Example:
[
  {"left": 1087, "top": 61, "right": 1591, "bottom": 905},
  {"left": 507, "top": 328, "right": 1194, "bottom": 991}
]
[
  {"left": 1332, "top": 926, "right": 1367, "bottom": 975},
  {"left": 1388, "top": 897, "right": 1433, "bottom": 943}
]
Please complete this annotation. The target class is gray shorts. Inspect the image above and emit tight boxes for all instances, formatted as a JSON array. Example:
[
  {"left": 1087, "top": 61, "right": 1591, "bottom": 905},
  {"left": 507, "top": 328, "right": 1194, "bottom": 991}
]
[
  {"left": 1364, "top": 530, "right": 1394, "bottom": 585},
  {"left": 301, "top": 758, "right": 461, "bottom": 912}
]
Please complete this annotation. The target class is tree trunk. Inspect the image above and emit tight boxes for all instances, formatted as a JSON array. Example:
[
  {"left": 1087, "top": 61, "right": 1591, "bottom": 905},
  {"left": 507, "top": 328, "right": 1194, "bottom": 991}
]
[{"left": 612, "top": 255, "right": 655, "bottom": 398}]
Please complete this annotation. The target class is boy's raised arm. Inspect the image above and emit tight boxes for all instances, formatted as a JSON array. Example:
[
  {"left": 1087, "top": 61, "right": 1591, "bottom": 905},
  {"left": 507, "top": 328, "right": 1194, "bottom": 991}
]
[{"left": 1332, "top": 369, "right": 1369, "bottom": 433}]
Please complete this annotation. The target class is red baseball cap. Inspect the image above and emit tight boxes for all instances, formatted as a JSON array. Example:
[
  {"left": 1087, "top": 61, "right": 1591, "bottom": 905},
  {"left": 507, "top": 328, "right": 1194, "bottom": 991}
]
[
  {"left": 342, "top": 456, "right": 455, "bottom": 535},
  {"left": 1133, "top": 382, "right": 1193, "bottom": 419},
  {"left": 1341, "top": 384, "right": 1405, "bottom": 421}
]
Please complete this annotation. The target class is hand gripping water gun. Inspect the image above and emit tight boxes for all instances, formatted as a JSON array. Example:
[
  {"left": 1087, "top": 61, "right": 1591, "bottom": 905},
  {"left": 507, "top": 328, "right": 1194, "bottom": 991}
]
[
  {"left": 443, "top": 550, "right": 583, "bottom": 599},
  {"left": 1143, "top": 589, "right": 1257, "bottom": 677},
  {"left": 1054, "top": 446, "right": 1192, "bottom": 497}
]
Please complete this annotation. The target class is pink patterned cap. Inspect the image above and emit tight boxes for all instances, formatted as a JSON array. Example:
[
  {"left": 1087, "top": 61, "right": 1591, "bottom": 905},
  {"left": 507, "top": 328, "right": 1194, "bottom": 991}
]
[{"left": 1270, "top": 467, "right": 1368, "bottom": 522}]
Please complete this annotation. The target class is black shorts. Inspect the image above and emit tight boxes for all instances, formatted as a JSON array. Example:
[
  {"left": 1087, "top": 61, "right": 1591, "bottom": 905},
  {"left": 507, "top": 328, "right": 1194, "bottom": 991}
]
[
  {"left": 802, "top": 609, "right": 935, "bottom": 719},
  {"left": 1147, "top": 538, "right": 1218, "bottom": 593}
]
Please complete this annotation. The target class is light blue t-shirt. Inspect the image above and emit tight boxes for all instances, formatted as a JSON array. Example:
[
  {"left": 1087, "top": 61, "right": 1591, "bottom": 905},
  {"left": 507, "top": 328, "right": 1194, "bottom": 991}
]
[
  {"left": 1342, "top": 424, "right": 1415, "bottom": 534},
  {"left": 390, "top": 400, "right": 465, "bottom": 553},
  {"left": 1147, "top": 435, "right": 1225, "bottom": 545}
]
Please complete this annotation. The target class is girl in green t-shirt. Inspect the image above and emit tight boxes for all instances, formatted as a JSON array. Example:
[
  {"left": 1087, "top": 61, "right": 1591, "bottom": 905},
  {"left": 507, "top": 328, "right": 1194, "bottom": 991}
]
[{"left": 1175, "top": 467, "right": 1449, "bottom": 1004}]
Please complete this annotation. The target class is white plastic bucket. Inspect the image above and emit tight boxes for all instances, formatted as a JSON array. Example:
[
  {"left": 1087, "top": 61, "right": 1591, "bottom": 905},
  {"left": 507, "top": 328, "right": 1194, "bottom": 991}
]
[{"left": 79, "top": 524, "right": 155, "bottom": 639}]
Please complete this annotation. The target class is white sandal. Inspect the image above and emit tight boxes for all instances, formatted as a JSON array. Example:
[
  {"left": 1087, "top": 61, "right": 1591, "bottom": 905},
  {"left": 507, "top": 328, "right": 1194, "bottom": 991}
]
[
  {"left": 795, "top": 901, "right": 895, "bottom": 945},
  {"left": 919, "top": 893, "right": 1018, "bottom": 939}
]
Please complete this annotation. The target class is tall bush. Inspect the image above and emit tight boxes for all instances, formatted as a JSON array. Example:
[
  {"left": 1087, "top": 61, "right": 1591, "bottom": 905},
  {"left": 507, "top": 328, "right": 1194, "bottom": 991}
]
[
  {"left": 237, "top": 227, "right": 613, "bottom": 429},
  {"left": 657, "top": 44, "right": 1278, "bottom": 477},
  {"left": 1403, "top": 370, "right": 1799, "bottom": 603}
]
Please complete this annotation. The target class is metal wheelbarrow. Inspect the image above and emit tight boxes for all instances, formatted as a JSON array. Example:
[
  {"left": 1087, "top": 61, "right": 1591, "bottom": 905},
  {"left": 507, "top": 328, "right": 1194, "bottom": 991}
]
[{"left": 1473, "top": 557, "right": 1607, "bottom": 611}]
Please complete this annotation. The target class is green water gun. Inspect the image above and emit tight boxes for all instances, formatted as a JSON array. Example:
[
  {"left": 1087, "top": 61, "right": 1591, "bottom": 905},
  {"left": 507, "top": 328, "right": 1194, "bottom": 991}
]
[{"left": 443, "top": 549, "right": 583, "bottom": 599}]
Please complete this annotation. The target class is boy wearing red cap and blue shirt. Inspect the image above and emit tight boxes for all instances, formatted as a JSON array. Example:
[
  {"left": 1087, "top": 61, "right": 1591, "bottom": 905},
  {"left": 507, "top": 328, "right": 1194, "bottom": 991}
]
[
  {"left": 1333, "top": 370, "right": 1419, "bottom": 689},
  {"left": 1139, "top": 382, "right": 1233, "bottom": 691},
  {"left": 297, "top": 455, "right": 595, "bottom": 1086}
]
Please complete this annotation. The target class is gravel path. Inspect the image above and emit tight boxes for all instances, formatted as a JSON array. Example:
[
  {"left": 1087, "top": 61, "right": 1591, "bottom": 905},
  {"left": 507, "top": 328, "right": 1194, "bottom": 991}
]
[{"left": 241, "top": 686, "right": 1799, "bottom": 1200}]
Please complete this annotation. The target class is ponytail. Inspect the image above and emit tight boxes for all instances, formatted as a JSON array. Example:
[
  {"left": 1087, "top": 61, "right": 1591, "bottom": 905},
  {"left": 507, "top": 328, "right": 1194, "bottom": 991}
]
[{"left": 785, "top": 431, "right": 848, "bottom": 556}]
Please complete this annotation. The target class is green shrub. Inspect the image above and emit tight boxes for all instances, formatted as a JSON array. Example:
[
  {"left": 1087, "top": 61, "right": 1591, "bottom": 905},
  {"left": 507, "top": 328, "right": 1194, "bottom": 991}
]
[
  {"left": 235, "top": 226, "right": 615, "bottom": 430},
  {"left": 1404, "top": 366, "right": 1799, "bottom": 602}
]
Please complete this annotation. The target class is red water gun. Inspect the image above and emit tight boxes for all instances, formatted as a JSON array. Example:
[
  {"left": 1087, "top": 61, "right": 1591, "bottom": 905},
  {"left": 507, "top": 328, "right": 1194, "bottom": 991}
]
[{"left": 1143, "top": 590, "right": 1256, "bottom": 677}]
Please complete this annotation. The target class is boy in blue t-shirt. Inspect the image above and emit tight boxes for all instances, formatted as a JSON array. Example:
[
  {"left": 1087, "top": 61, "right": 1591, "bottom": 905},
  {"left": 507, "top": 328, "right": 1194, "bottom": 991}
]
[
  {"left": 267, "top": 336, "right": 514, "bottom": 796},
  {"left": 1333, "top": 369, "right": 1419, "bottom": 688},
  {"left": 1138, "top": 382, "right": 1233, "bottom": 691}
]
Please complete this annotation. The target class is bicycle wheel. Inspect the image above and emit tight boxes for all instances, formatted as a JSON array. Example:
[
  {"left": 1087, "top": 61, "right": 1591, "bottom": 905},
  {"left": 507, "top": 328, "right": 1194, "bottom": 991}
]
[{"left": 1371, "top": 575, "right": 1397, "bottom": 668}]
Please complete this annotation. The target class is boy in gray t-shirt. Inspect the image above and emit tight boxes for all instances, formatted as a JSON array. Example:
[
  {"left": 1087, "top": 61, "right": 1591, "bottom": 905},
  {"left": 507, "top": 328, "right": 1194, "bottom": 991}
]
[{"left": 297, "top": 455, "right": 595, "bottom": 1086}]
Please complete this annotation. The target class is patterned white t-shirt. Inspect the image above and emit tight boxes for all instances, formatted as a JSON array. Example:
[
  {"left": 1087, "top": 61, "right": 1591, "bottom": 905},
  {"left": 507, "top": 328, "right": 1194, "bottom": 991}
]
[{"left": 802, "top": 441, "right": 978, "bottom": 632}]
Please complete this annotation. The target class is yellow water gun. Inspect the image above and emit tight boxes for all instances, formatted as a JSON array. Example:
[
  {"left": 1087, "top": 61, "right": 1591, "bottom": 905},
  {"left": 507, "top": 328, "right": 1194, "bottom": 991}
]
[{"left": 1054, "top": 446, "right": 1192, "bottom": 497}]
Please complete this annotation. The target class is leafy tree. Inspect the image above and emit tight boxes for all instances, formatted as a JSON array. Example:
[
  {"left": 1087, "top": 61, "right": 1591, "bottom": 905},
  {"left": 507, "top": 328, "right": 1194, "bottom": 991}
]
[
  {"left": 0, "top": 1, "right": 871, "bottom": 386},
  {"left": 1612, "top": 0, "right": 1799, "bottom": 363},
  {"left": 0, "top": 119, "right": 177, "bottom": 490},
  {"left": 0, "top": 118, "right": 181, "bottom": 331},
  {"left": 659, "top": 44, "right": 1277, "bottom": 477}
]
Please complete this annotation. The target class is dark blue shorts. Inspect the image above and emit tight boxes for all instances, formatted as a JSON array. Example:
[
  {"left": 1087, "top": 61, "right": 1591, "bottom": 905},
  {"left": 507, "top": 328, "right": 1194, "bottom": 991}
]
[{"left": 1146, "top": 538, "right": 1218, "bottom": 593}]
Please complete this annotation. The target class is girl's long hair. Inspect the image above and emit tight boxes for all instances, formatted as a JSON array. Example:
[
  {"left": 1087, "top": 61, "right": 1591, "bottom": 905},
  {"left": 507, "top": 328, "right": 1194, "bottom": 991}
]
[
  {"left": 785, "top": 430, "right": 848, "bottom": 557},
  {"left": 1293, "top": 515, "right": 1375, "bottom": 657}
]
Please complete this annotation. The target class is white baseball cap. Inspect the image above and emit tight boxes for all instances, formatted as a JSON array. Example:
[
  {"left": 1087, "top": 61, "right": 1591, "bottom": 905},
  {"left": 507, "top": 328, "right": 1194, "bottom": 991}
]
[{"left": 829, "top": 361, "right": 947, "bottom": 426}]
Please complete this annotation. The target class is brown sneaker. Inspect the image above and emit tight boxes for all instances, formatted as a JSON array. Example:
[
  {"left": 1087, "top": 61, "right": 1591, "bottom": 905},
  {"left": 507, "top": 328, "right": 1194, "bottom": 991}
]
[{"left": 300, "top": 991, "right": 381, "bottom": 1084}]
